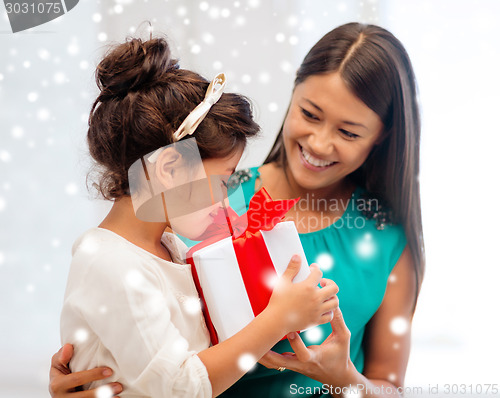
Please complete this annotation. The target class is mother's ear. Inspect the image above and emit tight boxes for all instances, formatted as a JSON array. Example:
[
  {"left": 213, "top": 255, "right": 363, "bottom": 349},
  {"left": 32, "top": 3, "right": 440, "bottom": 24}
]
[{"left": 155, "top": 147, "right": 183, "bottom": 189}]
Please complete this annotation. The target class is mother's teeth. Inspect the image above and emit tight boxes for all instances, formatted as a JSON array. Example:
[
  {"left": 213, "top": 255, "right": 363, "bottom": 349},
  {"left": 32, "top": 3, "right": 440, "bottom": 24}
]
[{"left": 301, "top": 147, "right": 335, "bottom": 167}]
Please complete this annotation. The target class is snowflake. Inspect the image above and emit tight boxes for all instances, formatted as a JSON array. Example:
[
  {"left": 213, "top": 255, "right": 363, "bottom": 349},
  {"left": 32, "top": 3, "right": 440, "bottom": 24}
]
[
  {"left": 172, "top": 337, "right": 189, "bottom": 354},
  {"left": 209, "top": 7, "right": 220, "bottom": 19},
  {"left": 202, "top": 32, "right": 214, "bottom": 44},
  {"left": 390, "top": 316, "right": 409, "bottom": 336},
  {"left": 95, "top": 385, "right": 113, "bottom": 398},
  {"left": 92, "top": 13, "right": 102, "bottom": 23},
  {"left": 355, "top": 233, "right": 376, "bottom": 258},
  {"left": 258, "top": 72, "right": 270, "bottom": 84},
  {"left": 191, "top": 44, "right": 201, "bottom": 54},
  {"left": 235, "top": 15, "right": 245, "bottom": 26},
  {"left": 74, "top": 328, "right": 89, "bottom": 343},
  {"left": 241, "top": 74, "right": 251, "bottom": 84},
  {"left": 67, "top": 42, "right": 79, "bottom": 56},
  {"left": 263, "top": 271, "right": 278, "bottom": 290},
  {"left": 183, "top": 296, "right": 202, "bottom": 315},
  {"left": 27, "top": 92, "right": 38, "bottom": 102},
  {"left": 37, "top": 108, "right": 51, "bottom": 121},
  {"left": 126, "top": 269, "right": 145, "bottom": 289},
  {"left": 268, "top": 102, "right": 278, "bottom": 112},
  {"left": 287, "top": 15, "right": 298, "bottom": 26},
  {"left": 11, "top": 126, "right": 24, "bottom": 139},
  {"left": 275, "top": 33, "right": 285, "bottom": 43},
  {"left": 0, "top": 150, "right": 12, "bottom": 162},
  {"left": 212, "top": 61, "right": 223, "bottom": 70},
  {"left": 98, "top": 32, "right": 108, "bottom": 42},
  {"left": 343, "top": 386, "right": 362, "bottom": 398},
  {"left": 316, "top": 252, "right": 334, "bottom": 271},
  {"left": 280, "top": 61, "right": 292, "bottom": 73},
  {"left": 54, "top": 71, "right": 66, "bottom": 83},
  {"left": 199, "top": 2, "right": 209, "bottom": 11},
  {"left": 304, "top": 326, "right": 323, "bottom": 343},
  {"left": 302, "top": 18, "right": 315, "bottom": 31},
  {"left": 65, "top": 183, "right": 79, "bottom": 196},
  {"left": 238, "top": 353, "right": 256, "bottom": 372}
]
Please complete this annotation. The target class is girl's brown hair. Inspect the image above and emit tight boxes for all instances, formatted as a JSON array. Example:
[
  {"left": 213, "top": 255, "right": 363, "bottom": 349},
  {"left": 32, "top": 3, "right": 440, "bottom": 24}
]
[
  {"left": 265, "top": 22, "right": 425, "bottom": 299},
  {"left": 87, "top": 37, "right": 259, "bottom": 199}
]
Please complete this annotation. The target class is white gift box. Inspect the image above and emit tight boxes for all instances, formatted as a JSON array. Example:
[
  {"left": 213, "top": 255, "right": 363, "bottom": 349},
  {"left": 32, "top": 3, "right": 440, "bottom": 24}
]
[{"left": 189, "top": 221, "right": 310, "bottom": 343}]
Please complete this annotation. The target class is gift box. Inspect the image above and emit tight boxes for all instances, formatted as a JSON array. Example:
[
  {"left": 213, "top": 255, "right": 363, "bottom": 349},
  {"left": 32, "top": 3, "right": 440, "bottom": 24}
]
[{"left": 186, "top": 188, "right": 310, "bottom": 344}]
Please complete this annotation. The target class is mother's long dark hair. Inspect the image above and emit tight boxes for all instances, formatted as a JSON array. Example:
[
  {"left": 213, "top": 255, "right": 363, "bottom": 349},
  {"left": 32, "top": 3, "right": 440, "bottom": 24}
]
[{"left": 265, "top": 22, "right": 425, "bottom": 300}]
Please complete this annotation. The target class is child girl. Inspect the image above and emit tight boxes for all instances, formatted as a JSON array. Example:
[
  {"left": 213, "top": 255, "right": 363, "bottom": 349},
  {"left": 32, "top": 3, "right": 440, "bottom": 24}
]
[
  {"left": 56, "top": 36, "right": 338, "bottom": 398},
  {"left": 51, "top": 22, "right": 424, "bottom": 398}
]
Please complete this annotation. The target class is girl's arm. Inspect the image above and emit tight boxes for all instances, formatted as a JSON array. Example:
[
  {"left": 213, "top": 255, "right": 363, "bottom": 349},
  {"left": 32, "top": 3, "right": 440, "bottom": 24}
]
[
  {"left": 54, "top": 256, "right": 338, "bottom": 398},
  {"left": 259, "top": 246, "right": 417, "bottom": 397}
]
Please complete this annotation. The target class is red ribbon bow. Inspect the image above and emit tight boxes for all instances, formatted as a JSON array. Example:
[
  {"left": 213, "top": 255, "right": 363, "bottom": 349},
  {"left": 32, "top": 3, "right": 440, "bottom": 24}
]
[{"left": 187, "top": 187, "right": 299, "bottom": 344}]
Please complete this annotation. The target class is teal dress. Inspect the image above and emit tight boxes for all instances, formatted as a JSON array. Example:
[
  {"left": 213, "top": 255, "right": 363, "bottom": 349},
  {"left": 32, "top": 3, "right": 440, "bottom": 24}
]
[{"left": 219, "top": 166, "right": 407, "bottom": 398}]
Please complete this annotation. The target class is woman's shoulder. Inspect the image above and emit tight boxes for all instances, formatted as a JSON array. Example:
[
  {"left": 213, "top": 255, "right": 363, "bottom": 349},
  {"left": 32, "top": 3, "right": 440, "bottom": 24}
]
[
  {"left": 350, "top": 187, "right": 407, "bottom": 254},
  {"left": 227, "top": 166, "right": 261, "bottom": 189},
  {"left": 353, "top": 187, "right": 397, "bottom": 231}
]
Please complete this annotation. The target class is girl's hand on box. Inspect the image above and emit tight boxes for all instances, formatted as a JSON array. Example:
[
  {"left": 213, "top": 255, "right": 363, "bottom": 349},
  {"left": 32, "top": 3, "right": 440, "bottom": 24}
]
[{"left": 268, "top": 255, "right": 339, "bottom": 334}]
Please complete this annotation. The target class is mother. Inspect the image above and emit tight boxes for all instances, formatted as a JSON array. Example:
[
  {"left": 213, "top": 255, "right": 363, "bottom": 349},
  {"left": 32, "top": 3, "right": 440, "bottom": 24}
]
[{"left": 50, "top": 22, "right": 424, "bottom": 398}]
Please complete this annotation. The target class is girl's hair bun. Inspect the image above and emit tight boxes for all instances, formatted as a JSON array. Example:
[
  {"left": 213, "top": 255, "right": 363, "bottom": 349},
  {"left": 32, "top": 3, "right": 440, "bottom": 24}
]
[{"left": 96, "top": 37, "right": 179, "bottom": 100}]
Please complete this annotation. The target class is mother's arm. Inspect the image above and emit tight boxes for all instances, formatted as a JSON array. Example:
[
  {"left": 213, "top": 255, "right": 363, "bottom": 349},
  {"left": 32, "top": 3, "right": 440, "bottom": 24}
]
[
  {"left": 259, "top": 246, "right": 417, "bottom": 397},
  {"left": 49, "top": 344, "right": 123, "bottom": 398}
]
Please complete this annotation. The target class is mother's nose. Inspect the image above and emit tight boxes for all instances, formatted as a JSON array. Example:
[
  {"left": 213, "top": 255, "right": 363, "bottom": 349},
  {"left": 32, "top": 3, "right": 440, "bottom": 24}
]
[{"left": 307, "top": 126, "right": 335, "bottom": 156}]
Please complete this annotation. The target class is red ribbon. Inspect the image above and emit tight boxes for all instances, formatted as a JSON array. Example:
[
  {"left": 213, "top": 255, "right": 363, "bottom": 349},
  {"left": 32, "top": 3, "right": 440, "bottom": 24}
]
[{"left": 186, "top": 187, "right": 298, "bottom": 344}]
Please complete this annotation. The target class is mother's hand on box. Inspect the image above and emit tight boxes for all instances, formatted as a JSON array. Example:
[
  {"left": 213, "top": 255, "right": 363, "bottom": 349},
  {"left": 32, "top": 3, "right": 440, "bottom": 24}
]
[{"left": 258, "top": 307, "right": 352, "bottom": 386}]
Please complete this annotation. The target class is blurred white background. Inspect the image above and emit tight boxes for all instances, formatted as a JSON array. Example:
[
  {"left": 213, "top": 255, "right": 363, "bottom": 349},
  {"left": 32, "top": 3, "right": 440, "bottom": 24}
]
[{"left": 1, "top": 0, "right": 499, "bottom": 396}]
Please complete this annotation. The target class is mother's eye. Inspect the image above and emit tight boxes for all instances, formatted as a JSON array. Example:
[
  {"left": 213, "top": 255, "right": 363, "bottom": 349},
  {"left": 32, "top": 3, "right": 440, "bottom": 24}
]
[
  {"left": 301, "top": 108, "right": 320, "bottom": 121},
  {"left": 339, "top": 129, "right": 359, "bottom": 139}
]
